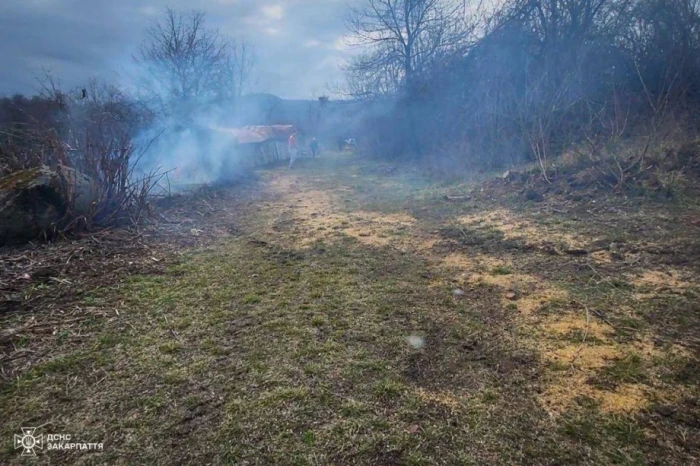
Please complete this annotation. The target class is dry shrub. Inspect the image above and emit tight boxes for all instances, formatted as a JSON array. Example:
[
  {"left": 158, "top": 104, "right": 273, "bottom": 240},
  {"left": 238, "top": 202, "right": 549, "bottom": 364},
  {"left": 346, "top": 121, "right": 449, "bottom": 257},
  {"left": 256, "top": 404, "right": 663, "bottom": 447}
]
[
  {"left": 0, "top": 125, "right": 71, "bottom": 176},
  {"left": 0, "top": 86, "right": 162, "bottom": 237}
]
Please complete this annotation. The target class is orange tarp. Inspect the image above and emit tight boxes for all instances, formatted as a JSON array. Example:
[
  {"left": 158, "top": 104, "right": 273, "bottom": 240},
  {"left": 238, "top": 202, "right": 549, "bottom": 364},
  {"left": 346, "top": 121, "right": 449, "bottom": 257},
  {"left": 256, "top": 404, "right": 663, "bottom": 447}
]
[{"left": 209, "top": 125, "right": 296, "bottom": 145}]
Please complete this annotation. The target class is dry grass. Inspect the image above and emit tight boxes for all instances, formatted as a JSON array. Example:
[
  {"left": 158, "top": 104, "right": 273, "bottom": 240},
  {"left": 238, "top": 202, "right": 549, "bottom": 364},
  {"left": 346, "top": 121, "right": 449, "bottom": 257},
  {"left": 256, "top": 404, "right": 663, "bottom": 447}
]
[{"left": 1, "top": 152, "right": 699, "bottom": 465}]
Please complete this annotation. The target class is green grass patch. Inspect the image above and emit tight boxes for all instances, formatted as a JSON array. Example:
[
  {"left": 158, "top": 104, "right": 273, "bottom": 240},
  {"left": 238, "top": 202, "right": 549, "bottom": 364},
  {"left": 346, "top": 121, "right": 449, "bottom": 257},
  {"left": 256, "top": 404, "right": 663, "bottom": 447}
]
[
  {"left": 490, "top": 265, "right": 513, "bottom": 276},
  {"left": 243, "top": 293, "right": 262, "bottom": 304},
  {"left": 595, "top": 353, "right": 647, "bottom": 388}
]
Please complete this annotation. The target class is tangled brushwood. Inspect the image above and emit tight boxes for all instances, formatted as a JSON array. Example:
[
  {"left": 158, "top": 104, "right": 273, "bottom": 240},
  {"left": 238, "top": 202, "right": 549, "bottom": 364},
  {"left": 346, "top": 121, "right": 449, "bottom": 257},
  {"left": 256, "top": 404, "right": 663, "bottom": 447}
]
[
  {"left": 0, "top": 80, "right": 164, "bottom": 244},
  {"left": 346, "top": 0, "right": 700, "bottom": 190}
]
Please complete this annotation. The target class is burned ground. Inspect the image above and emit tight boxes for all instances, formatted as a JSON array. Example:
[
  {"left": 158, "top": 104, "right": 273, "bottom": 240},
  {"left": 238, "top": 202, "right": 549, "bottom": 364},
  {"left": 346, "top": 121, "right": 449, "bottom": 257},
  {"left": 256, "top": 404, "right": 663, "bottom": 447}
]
[{"left": 1, "top": 152, "right": 699, "bottom": 465}]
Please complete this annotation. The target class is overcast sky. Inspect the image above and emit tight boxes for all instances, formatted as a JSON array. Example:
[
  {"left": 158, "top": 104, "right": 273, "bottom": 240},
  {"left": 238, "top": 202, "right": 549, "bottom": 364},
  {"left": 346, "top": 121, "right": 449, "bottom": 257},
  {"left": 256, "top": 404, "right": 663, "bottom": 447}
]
[{"left": 0, "top": 0, "right": 359, "bottom": 99}]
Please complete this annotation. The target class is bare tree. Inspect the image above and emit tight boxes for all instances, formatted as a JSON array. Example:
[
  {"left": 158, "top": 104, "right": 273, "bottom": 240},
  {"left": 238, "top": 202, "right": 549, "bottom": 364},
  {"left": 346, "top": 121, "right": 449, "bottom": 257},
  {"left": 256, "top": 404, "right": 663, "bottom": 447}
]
[
  {"left": 137, "top": 8, "right": 254, "bottom": 111},
  {"left": 215, "top": 40, "right": 256, "bottom": 101},
  {"left": 345, "top": 0, "right": 476, "bottom": 97}
]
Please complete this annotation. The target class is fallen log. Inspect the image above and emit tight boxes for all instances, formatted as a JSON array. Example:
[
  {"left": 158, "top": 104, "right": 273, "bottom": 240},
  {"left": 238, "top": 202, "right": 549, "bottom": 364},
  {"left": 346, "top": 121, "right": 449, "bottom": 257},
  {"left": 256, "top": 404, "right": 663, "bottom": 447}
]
[{"left": 443, "top": 195, "right": 471, "bottom": 201}]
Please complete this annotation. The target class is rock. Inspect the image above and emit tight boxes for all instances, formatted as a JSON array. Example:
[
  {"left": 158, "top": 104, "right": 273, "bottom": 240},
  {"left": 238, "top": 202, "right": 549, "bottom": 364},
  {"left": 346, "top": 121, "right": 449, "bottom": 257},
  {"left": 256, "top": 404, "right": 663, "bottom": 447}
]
[
  {"left": 452, "top": 288, "right": 465, "bottom": 297},
  {"left": 60, "top": 166, "right": 100, "bottom": 214},
  {"left": 0, "top": 165, "right": 99, "bottom": 245},
  {"left": 501, "top": 170, "right": 512, "bottom": 180},
  {"left": 505, "top": 291, "right": 517, "bottom": 300}
]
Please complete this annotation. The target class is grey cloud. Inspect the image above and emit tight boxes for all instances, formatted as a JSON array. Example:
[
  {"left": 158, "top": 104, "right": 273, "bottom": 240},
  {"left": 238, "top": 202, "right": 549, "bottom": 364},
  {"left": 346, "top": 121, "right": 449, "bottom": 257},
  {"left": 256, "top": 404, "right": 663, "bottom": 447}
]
[{"left": 0, "top": 0, "right": 357, "bottom": 98}]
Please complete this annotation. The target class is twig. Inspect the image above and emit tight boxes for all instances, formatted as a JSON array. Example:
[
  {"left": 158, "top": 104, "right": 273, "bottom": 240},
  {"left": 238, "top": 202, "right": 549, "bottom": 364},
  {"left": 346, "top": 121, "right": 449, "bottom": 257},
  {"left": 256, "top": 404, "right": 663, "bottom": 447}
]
[
  {"left": 569, "top": 305, "right": 591, "bottom": 369},
  {"left": 586, "top": 262, "right": 615, "bottom": 287},
  {"left": 163, "top": 315, "right": 180, "bottom": 340},
  {"left": 201, "top": 199, "right": 215, "bottom": 212},
  {"left": 586, "top": 263, "right": 601, "bottom": 285},
  {"left": 60, "top": 248, "right": 83, "bottom": 276}
]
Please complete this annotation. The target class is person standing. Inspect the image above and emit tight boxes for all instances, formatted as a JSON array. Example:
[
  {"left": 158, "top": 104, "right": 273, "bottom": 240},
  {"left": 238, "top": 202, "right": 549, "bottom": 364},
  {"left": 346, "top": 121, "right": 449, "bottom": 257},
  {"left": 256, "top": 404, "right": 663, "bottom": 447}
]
[
  {"left": 310, "top": 138, "right": 319, "bottom": 158},
  {"left": 288, "top": 131, "right": 298, "bottom": 169}
]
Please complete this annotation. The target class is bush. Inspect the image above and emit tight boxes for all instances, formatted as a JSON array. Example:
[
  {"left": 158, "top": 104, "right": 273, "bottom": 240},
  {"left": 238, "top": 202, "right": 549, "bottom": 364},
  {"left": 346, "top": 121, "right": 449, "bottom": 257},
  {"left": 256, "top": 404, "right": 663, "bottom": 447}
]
[{"left": 0, "top": 83, "right": 161, "bottom": 236}]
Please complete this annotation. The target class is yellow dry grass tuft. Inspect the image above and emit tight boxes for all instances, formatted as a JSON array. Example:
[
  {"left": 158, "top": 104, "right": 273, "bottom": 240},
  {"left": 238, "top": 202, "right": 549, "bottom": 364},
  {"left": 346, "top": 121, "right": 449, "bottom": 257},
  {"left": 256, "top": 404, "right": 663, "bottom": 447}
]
[
  {"left": 458, "top": 208, "right": 586, "bottom": 249},
  {"left": 541, "top": 375, "right": 650, "bottom": 415},
  {"left": 535, "top": 307, "right": 694, "bottom": 416},
  {"left": 629, "top": 269, "right": 693, "bottom": 290},
  {"left": 414, "top": 388, "right": 465, "bottom": 412}
]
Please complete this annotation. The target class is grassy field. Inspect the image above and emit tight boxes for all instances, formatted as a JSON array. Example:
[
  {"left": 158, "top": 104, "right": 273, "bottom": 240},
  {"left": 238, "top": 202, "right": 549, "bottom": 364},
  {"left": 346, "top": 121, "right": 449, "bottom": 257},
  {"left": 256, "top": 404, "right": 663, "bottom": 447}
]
[{"left": 1, "top": 151, "right": 699, "bottom": 465}]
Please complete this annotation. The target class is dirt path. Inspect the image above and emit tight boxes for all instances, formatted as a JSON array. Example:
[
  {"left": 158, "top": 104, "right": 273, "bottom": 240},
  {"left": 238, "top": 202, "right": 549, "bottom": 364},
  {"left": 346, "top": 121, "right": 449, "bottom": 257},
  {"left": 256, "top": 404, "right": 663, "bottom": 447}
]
[{"left": 1, "top": 153, "right": 699, "bottom": 465}]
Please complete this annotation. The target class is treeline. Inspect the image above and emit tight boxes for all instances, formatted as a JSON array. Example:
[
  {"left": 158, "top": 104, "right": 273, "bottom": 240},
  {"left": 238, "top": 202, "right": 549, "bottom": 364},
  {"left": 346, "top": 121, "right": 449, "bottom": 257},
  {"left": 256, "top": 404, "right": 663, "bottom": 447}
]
[{"left": 347, "top": 0, "right": 700, "bottom": 183}]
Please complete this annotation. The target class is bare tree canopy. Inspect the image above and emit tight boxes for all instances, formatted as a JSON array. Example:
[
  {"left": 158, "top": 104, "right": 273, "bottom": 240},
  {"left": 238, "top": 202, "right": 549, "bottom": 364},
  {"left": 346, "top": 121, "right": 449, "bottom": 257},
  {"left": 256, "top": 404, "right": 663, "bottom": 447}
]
[
  {"left": 137, "top": 8, "right": 254, "bottom": 110},
  {"left": 345, "top": 0, "right": 477, "bottom": 97}
]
